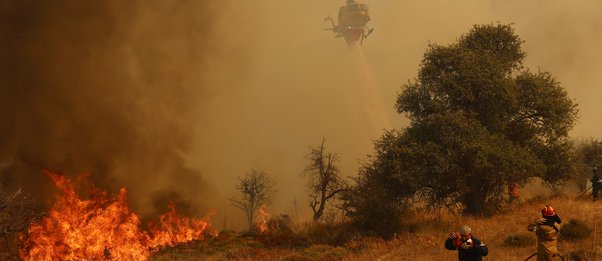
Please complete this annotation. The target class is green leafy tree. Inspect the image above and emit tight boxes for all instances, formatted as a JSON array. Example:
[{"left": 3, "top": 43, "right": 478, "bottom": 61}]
[
  {"left": 353, "top": 24, "right": 578, "bottom": 217},
  {"left": 341, "top": 131, "right": 418, "bottom": 237},
  {"left": 577, "top": 139, "right": 602, "bottom": 168}
]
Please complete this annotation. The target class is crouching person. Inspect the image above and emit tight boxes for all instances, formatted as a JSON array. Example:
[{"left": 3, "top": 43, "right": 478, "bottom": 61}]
[{"left": 445, "top": 225, "right": 488, "bottom": 261}]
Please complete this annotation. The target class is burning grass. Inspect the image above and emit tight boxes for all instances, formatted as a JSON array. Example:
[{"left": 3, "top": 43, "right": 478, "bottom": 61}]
[
  {"left": 16, "top": 170, "right": 598, "bottom": 260},
  {"left": 149, "top": 195, "right": 598, "bottom": 261},
  {"left": 18, "top": 170, "right": 217, "bottom": 260}
]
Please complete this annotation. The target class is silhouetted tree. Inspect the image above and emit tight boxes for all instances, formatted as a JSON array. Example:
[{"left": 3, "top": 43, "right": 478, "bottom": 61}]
[
  {"left": 302, "top": 138, "right": 348, "bottom": 222},
  {"left": 230, "top": 169, "right": 276, "bottom": 232}
]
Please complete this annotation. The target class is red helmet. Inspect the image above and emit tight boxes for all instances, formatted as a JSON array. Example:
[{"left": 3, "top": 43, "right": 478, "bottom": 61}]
[{"left": 541, "top": 206, "right": 555, "bottom": 217}]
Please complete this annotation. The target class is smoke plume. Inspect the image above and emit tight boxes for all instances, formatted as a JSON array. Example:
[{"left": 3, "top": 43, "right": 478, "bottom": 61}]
[
  {"left": 0, "top": 0, "right": 231, "bottom": 217},
  {"left": 2, "top": 0, "right": 601, "bottom": 228}
]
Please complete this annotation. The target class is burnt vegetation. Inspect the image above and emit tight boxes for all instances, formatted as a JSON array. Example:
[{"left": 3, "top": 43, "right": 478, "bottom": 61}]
[{"left": 0, "top": 162, "right": 42, "bottom": 260}]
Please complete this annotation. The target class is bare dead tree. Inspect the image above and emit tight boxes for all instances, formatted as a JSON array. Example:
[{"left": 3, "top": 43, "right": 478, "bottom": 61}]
[
  {"left": 230, "top": 169, "right": 276, "bottom": 232},
  {"left": 302, "top": 137, "right": 348, "bottom": 222}
]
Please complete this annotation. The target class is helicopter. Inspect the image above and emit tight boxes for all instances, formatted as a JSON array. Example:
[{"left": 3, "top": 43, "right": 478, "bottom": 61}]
[{"left": 324, "top": 0, "right": 374, "bottom": 45}]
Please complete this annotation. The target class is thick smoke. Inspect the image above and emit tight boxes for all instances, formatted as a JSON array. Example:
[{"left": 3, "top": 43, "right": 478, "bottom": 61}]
[
  {"left": 0, "top": 0, "right": 230, "bottom": 217},
  {"left": 2, "top": 0, "right": 601, "bottom": 229}
]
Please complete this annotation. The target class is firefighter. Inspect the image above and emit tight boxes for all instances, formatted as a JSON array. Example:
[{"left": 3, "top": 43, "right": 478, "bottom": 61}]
[
  {"left": 445, "top": 225, "right": 489, "bottom": 261},
  {"left": 527, "top": 206, "right": 561, "bottom": 261},
  {"left": 592, "top": 167, "right": 601, "bottom": 202}
]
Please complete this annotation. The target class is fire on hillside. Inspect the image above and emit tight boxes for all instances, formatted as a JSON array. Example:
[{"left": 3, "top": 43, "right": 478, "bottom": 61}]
[
  {"left": 19, "top": 170, "right": 217, "bottom": 260},
  {"left": 258, "top": 204, "right": 271, "bottom": 234}
]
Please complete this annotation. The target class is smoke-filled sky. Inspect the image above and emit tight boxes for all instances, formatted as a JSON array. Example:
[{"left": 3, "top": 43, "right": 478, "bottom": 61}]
[
  {"left": 0, "top": 0, "right": 227, "bottom": 218},
  {"left": 192, "top": 0, "right": 602, "bottom": 225},
  {"left": 2, "top": 0, "right": 601, "bottom": 228}
]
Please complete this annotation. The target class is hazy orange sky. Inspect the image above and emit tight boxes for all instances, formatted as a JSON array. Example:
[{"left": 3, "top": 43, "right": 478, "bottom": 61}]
[
  {"left": 1, "top": 0, "right": 600, "bottom": 230},
  {"left": 188, "top": 0, "right": 602, "bottom": 227}
]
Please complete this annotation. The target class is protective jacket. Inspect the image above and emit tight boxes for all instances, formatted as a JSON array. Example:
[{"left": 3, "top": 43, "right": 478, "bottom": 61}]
[
  {"left": 528, "top": 222, "right": 559, "bottom": 261},
  {"left": 444, "top": 236, "right": 489, "bottom": 261}
]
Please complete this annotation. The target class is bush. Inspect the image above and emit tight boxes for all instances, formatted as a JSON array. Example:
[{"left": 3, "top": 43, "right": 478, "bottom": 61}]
[
  {"left": 502, "top": 233, "right": 535, "bottom": 247},
  {"left": 257, "top": 215, "right": 311, "bottom": 247},
  {"left": 306, "top": 222, "right": 359, "bottom": 246},
  {"left": 342, "top": 181, "right": 410, "bottom": 238},
  {"left": 560, "top": 219, "right": 592, "bottom": 241}
]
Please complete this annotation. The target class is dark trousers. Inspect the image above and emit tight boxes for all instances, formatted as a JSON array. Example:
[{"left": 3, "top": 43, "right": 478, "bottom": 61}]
[{"left": 594, "top": 188, "right": 600, "bottom": 201}]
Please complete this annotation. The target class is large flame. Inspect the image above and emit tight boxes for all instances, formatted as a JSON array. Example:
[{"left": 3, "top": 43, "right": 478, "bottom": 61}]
[
  {"left": 19, "top": 170, "right": 216, "bottom": 260},
  {"left": 257, "top": 204, "right": 270, "bottom": 234}
]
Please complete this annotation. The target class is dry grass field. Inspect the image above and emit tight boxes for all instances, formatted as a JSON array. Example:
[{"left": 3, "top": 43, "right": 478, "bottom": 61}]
[
  {"left": 151, "top": 195, "right": 598, "bottom": 261},
  {"left": 347, "top": 196, "right": 597, "bottom": 261}
]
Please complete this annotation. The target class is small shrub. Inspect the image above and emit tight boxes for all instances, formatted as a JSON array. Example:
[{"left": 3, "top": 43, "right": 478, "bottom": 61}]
[
  {"left": 502, "top": 233, "right": 535, "bottom": 247},
  {"left": 306, "top": 222, "right": 359, "bottom": 246},
  {"left": 560, "top": 219, "right": 592, "bottom": 241},
  {"left": 256, "top": 214, "right": 311, "bottom": 247}
]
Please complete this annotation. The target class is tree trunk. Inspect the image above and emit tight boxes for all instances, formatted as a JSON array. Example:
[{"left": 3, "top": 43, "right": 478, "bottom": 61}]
[
  {"left": 247, "top": 199, "right": 255, "bottom": 231},
  {"left": 312, "top": 186, "right": 327, "bottom": 222},
  {"left": 464, "top": 178, "right": 484, "bottom": 215},
  {"left": 247, "top": 208, "right": 253, "bottom": 231},
  {"left": 313, "top": 204, "right": 324, "bottom": 222},
  {"left": 464, "top": 193, "right": 483, "bottom": 215}
]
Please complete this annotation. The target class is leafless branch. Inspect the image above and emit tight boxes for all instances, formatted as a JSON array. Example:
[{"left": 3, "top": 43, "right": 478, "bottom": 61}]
[
  {"left": 229, "top": 169, "right": 277, "bottom": 231},
  {"left": 302, "top": 137, "right": 348, "bottom": 222}
]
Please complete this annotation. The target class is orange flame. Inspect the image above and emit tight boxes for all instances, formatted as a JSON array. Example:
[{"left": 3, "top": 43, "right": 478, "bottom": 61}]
[
  {"left": 19, "top": 170, "right": 217, "bottom": 260},
  {"left": 149, "top": 203, "right": 217, "bottom": 247},
  {"left": 257, "top": 204, "right": 270, "bottom": 234}
]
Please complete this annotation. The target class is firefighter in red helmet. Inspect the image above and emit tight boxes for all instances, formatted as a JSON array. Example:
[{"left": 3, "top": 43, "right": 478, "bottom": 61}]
[{"left": 527, "top": 206, "right": 562, "bottom": 261}]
